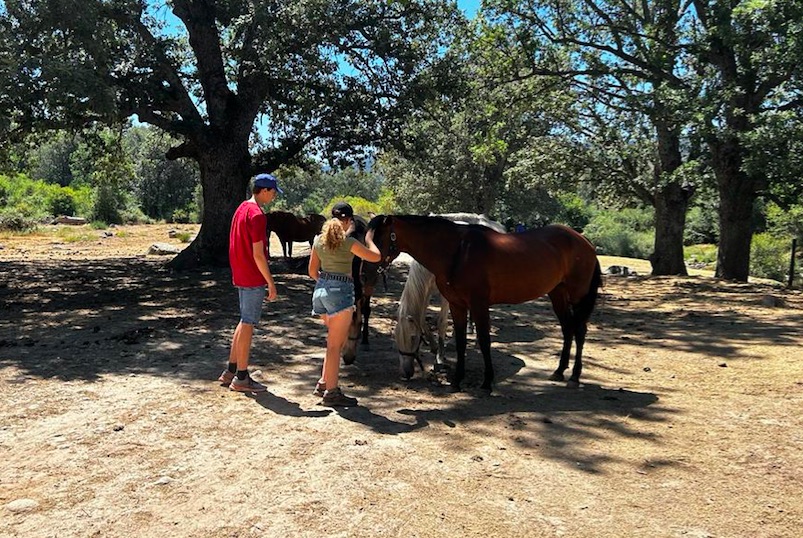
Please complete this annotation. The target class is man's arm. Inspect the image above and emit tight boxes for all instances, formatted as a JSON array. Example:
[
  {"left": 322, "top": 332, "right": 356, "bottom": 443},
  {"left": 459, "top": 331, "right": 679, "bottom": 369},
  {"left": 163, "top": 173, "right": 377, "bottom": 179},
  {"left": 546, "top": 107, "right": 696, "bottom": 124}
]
[{"left": 252, "top": 241, "right": 277, "bottom": 301}]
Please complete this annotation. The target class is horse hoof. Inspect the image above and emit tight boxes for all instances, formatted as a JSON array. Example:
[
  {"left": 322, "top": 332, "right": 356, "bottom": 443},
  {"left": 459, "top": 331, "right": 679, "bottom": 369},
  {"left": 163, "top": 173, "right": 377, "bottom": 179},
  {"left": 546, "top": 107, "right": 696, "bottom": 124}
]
[
  {"left": 342, "top": 356, "right": 356, "bottom": 366},
  {"left": 548, "top": 372, "right": 565, "bottom": 382},
  {"left": 447, "top": 383, "right": 462, "bottom": 393},
  {"left": 566, "top": 379, "right": 580, "bottom": 389}
]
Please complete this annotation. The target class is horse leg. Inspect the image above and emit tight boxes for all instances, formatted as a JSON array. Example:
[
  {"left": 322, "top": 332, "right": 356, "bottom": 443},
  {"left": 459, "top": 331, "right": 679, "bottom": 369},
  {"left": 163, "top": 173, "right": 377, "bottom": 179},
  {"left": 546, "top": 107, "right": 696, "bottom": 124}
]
[
  {"left": 569, "top": 321, "right": 588, "bottom": 387},
  {"left": 567, "top": 265, "right": 601, "bottom": 386},
  {"left": 361, "top": 293, "right": 371, "bottom": 347},
  {"left": 287, "top": 241, "right": 293, "bottom": 259},
  {"left": 449, "top": 304, "right": 469, "bottom": 392},
  {"left": 434, "top": 295, "right": 449, "bottom": 371},
  {"left": 547, "top": 287, "right": 576, "bottom": 385},
  {"left": 471, "top": 305, "right": 494, "bottom": 392}
]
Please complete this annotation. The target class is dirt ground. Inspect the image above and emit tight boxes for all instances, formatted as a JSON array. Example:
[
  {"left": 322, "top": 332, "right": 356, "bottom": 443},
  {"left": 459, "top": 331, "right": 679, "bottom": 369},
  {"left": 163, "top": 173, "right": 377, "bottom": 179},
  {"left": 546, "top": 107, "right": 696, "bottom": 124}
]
[{"left": 1, "top": 224, "right": 802, "bottom": 538}]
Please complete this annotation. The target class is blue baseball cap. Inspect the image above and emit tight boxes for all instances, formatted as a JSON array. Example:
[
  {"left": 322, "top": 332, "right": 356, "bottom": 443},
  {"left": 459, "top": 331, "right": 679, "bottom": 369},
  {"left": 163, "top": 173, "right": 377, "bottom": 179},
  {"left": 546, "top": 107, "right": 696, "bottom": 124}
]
[{"left": 253, "top": 173, "right": 283, "bottom": 193}]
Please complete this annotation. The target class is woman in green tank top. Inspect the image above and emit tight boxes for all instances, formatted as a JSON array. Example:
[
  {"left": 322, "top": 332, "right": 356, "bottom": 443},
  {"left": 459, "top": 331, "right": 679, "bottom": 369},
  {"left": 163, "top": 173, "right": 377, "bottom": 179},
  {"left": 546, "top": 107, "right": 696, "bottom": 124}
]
[{"left": 308, "top": 202, "right": 381, "bottom": 406}]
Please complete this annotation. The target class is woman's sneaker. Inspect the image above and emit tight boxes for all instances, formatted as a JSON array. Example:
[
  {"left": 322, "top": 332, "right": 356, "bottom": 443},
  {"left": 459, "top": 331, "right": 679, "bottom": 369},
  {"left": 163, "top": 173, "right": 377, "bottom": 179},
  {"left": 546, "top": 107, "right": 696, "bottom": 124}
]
[
  {"left": 321, "top": 387, "right": 357, "bottom": 407},
  {"left": 229, "top": 375, "right": 267, "bottom": 393},
  {"left": 312, "top": 381, "right": 326, "bottom": 397}
]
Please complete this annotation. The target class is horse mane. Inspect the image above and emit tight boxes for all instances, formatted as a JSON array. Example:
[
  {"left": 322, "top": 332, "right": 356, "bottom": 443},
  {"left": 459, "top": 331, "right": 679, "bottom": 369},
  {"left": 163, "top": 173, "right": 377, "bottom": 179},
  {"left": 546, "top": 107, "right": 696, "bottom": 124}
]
[
  {"left": 396, "top": 259, "right": 437, "bottom": 343},
  {"left": 430, "top": 212, "right": 506, "bottom": 233}
]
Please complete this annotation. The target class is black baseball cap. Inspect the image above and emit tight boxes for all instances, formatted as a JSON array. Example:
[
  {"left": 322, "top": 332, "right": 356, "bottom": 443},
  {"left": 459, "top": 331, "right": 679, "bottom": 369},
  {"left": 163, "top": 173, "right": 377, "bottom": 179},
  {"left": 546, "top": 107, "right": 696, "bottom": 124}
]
[{"left": 331, "top": 202, "right": 354, "bottom": 219}]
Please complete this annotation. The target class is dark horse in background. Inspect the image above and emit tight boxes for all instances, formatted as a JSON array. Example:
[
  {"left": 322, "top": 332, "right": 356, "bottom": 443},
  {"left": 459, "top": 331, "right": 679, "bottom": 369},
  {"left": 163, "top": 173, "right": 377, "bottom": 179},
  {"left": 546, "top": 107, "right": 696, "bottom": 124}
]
[
  {"left": 367, "top": 215, "right": 602, "bottom": 392},
  {"left": 265, "top": 211, "right": 326, "bottom": 259},
  {"left": 341, "top": 215, "right": 381, "bottom": 364}
]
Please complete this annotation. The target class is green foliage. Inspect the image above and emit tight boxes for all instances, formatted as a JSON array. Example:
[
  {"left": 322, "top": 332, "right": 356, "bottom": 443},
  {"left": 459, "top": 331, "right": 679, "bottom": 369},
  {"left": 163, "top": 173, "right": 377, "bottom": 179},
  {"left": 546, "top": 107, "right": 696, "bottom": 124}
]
[
  {"left": 88, "top": 134, "right": 137, "bottom": 225},
  {"left": 555, "top": 193, "right": 592, "bottom": 231},
  {"left": 45, "top": 187, "right": 76, "bottom": 216},
  {"left": 0, "top": 172, "right": 92, "bottom": 223},
  {"left": 323, "top": 196, "right": 385, "bottom": 219},
  {"left": 0, "top": 209, "right": 38, "bottom": 232},
  {"left": 28, "top": 132, "right": 77, "bottom": 186},
  {"left": 174, "top": 232, "right": 193, "bottom": 243},
  {"left": 750, "top": 233, "right": 792, "bottom": 283},
  {"left": 272, "top": 163, "right": 388, "bottom": 217},
  {"left": 765, "top": 202, "right": 803, "bottom": 240},
  {"left": 684, "top": 205, "right": 719, "bottom": 245},
  {"left": 684, "top": 244, "right": 718, "bottom": 268},
  {"left": 124, "top": 126, "right": 200, "bottom": 221},
  {"left": 583, "top": 207, "right": 655, "bottom": 259}
]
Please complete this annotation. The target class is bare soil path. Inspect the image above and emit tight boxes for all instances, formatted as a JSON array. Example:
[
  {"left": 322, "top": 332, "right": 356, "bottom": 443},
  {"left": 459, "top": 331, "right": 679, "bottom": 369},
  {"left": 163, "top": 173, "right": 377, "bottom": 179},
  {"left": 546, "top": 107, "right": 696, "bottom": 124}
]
[{"left": 1, "top": 224, "right": 802, "bottom": 538}]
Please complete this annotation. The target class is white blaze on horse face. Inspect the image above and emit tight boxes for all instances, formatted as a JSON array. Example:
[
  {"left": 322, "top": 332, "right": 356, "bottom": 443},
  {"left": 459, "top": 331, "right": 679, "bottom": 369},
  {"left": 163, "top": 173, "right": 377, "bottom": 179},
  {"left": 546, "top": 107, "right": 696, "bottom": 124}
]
[{"left": 394, "top": 315, "right": 420, "bottom": 354}]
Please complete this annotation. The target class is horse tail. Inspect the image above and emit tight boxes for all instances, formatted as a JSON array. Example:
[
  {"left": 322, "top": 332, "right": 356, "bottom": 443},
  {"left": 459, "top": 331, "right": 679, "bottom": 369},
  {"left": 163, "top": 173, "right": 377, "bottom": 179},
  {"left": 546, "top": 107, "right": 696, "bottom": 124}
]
[{"left": 575, "top": 260, "right": 602, "bottom": 324}]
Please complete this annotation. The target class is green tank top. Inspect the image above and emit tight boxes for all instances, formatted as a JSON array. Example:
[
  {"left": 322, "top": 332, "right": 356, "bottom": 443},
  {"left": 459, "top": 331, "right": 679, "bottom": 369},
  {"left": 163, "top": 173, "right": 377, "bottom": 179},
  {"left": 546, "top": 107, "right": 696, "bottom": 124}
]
[{"left": 314, "top": 235, "right": 358, "bottom": 275}]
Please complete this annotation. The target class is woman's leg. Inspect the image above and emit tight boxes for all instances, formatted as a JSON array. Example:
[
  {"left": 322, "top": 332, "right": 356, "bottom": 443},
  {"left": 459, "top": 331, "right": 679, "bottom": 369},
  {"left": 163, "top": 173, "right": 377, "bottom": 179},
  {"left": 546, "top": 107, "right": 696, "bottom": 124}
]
[
  {"left": 322, "top": 309, "right": 352, "bottom": 390},
  {"left": 318, "top": 314, "right": 329, "bottom": 386}
]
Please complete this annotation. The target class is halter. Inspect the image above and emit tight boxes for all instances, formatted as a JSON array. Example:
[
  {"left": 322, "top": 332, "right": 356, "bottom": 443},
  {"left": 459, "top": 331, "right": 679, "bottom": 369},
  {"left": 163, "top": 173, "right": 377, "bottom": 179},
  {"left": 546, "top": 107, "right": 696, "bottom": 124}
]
[
  {"left": 397, "top": 325, "right": 426, "bottom": 373},
  {"left": 377, "top": 221, "right": 398, "bottom": 274}
]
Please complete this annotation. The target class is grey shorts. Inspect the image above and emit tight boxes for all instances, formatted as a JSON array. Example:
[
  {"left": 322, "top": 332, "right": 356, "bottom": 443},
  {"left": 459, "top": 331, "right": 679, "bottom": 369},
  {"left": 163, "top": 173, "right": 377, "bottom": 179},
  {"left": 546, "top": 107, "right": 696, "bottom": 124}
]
[{"left": 311, "top": 276, "right": 355, "bottom": 316}]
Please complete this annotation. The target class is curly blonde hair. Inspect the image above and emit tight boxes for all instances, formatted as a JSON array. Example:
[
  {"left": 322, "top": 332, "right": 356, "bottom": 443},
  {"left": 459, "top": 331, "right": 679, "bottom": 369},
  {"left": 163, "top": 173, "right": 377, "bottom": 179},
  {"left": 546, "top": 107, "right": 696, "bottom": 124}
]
[{"left": 320, "top": 218, "right": 347, "bottom": 251}]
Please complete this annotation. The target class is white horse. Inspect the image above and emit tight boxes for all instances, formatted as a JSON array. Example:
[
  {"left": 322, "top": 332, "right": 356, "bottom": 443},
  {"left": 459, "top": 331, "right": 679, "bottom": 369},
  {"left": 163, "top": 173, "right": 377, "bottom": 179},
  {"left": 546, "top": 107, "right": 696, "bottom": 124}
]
[{"left": 394, "top": 213, "right": 506, "bottom": 379}]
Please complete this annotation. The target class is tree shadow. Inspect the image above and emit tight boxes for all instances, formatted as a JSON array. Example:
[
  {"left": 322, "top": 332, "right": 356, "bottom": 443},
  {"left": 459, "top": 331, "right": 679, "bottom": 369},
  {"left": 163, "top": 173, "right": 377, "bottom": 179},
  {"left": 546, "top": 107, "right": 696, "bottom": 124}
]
[{"left": 2, "top": 258, "right": 799, "bottom": 473}]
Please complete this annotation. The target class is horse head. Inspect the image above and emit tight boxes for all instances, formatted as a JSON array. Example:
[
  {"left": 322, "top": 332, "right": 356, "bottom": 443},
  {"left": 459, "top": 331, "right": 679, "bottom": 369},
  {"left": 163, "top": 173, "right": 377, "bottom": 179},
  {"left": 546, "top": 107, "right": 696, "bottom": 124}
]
[
  {"left": 394, "top": 313, "right": 426, "bottom": 379},
  {"left": 367, "top": 215, "right": 400, "bottom": 271}
]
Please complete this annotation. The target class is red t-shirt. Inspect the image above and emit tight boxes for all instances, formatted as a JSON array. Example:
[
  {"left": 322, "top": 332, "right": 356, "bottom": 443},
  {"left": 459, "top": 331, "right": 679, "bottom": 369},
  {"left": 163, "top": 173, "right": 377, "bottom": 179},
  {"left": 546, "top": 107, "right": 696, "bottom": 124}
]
[{"left": 229, "top": 200, "right": 269, "bottom": 287}]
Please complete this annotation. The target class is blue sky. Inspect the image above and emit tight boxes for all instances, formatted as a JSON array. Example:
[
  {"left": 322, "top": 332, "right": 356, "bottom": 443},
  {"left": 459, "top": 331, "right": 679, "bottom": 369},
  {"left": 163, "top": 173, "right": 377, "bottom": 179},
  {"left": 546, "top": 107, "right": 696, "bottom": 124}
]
[{"left": 457, "top": 0, "right": 481, "bottom": 16}]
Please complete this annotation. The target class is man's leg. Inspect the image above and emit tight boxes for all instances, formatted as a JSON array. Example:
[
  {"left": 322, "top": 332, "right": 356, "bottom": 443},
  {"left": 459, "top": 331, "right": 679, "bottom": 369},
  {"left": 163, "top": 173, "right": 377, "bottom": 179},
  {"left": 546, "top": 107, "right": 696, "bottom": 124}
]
[{"left": 231, "top": 321, "right": 254, "bottom": 373}]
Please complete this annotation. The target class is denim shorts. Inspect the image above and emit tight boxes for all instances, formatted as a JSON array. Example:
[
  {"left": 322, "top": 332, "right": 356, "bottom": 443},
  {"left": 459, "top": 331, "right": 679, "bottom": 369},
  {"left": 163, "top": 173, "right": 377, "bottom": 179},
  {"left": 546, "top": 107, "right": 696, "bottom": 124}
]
[
  {"left": 311, "top": 277, "right": 355, "bottom": 316},
  {"left": 238, "top": 286, "right": 266, "bottom": 325}
]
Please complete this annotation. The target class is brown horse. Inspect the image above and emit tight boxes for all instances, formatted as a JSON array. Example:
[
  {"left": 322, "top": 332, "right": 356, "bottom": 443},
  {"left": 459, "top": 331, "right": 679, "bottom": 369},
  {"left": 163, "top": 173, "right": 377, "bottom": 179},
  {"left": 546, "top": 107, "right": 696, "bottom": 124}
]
[
  {"left": 265, "top": 211, "right": 326, "bottom": 259},
  {"left": 367, "top": 215, "right": 602, "bottom": 392},
  {"left": 341, "top": 216, "right": 380, "bottom": 364}
]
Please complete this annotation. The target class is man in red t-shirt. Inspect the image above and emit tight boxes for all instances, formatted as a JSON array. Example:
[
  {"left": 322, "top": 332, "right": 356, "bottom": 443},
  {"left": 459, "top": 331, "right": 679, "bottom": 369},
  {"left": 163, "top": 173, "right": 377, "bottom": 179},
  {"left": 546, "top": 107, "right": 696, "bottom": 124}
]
[{"left": 218, "top": 173, "right": 282, "bottom": 392}]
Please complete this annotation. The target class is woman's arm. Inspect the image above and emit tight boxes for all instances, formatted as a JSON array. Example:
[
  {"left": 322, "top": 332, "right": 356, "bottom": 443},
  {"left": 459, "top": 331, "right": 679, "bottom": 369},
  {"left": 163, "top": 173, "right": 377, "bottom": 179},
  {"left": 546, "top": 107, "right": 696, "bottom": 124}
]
[
  {"left": 308, "top": 247, "right": 321, "bottom": 280},
  {"left": 351, "top": 232, "right": 381, "bottom": 262}
]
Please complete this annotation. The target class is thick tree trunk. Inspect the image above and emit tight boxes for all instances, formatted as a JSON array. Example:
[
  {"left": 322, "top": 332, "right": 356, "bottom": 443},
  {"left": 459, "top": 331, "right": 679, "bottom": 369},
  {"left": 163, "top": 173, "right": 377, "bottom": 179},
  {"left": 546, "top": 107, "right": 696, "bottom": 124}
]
[
  {"left": 650, "top": 119, "right": 691, "bottom": 276},
  {"left": 652, "top": 182, "right": 690, "bottom": 275},
  {"left": 167, "top": 142, "right": 253, "bottom": 270},
  {"left": 711, "top": 135, "right": 757, "bottom": 282}
]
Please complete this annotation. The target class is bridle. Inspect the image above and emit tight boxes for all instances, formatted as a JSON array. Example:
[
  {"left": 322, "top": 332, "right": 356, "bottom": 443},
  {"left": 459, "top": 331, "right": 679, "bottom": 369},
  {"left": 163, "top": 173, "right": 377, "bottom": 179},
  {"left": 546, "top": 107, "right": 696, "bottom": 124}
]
[
  {"left": 377, "top": 220, "right": 398, "bottom": 275},
  {"left": 398, "top": 348, "right": 425, "bottom": 373},
  {"left": 397, "top": 321, "right": 426, "bottom": 373}
]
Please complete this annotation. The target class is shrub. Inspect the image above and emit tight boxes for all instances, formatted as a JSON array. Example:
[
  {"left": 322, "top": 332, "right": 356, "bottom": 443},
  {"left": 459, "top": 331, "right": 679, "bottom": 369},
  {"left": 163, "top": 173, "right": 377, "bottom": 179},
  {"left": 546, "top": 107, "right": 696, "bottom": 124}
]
[
  {"left": 323, "top": 196, "right": 385, "bottom": 219},
  {"left": 685, "top": 205, "right": 719, "bottom": 245},
  {"left": 0, "top": 210, "right": 38, "bottom": 232},
  {"left": 91, "top": 184, "right": 121, "bottom": 225},
  {"left": 751, "top": 233, "right": 791, "bottom": 283},
  {"left": 45, "top": 187, "right": 77, "bottom": 217},
  {"left": 684, "top": 244, "right": 718, "bottom": 268},
  {"left": 170, "top": 207, "right": 192, "bottom": 224},
  {"left": 583, "top": 207, "right": 655, "bottom": 259},
  {"left": 175, "top": 231, "right": 193, "bottom": 243}
]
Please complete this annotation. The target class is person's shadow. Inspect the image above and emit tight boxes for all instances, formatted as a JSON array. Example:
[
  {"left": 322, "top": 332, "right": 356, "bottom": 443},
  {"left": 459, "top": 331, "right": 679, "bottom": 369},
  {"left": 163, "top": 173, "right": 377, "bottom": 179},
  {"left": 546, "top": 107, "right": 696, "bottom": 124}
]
[{"left": 245, "top": 391, "right": 332, "bottom": 418}]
